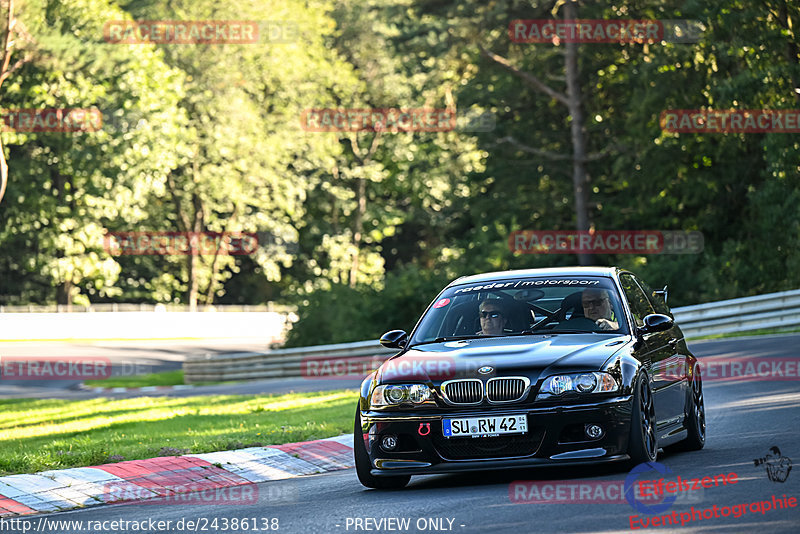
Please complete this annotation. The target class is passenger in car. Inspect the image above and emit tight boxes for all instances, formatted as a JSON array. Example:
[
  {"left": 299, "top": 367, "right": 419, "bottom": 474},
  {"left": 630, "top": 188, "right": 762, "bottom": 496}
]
[
  {"left": 477, "top": 299, "right": 508, "bottom": 335},
  {"left": 582, "top": 288, "right": 619, "bottom": 331}
]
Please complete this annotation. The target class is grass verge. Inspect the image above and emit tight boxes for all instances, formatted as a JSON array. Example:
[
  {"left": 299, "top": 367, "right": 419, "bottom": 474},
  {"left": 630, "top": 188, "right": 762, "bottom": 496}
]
[
  {"left": 687, "top": 327, "right": 800, "bottom": 341},
  {"left": 0, "top": 389, "right": 357, "bottom": 476},
  {"left": 84, "top": 369, "right": 186, "bottom": 388}
]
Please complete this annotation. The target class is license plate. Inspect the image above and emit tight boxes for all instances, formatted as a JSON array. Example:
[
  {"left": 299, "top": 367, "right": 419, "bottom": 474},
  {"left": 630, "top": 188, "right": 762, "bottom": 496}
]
[{"left": 442, "top": 415, "right": 527, "bottom": 438}]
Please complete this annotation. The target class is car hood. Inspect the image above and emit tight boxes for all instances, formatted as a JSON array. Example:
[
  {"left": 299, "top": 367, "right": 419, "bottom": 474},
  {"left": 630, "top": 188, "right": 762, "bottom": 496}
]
[{"left": 376, "top": 334, "right": 631, "bottom": 384}]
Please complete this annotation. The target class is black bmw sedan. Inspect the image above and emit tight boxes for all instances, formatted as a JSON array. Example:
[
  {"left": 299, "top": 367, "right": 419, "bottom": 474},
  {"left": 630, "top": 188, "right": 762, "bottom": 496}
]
[{"left": 354, "top": 267, "right": 705, "bottom": 489}]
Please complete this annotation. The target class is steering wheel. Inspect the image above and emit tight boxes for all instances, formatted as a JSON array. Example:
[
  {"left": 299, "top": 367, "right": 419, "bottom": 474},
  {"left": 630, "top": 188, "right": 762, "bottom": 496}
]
[{"left": 560, "top": 317, "right": 600, "bottom": 331}]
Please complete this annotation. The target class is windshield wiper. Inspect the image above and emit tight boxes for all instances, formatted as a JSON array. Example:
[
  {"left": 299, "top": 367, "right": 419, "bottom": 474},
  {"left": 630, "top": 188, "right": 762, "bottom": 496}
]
[
  {"left": 517, "top": 329, "right": 604, "bottom": 335},
  {"left": 547, "top": 329, "right": 606, "bottom": 334},
  {"left": 433, "top": 335, "right": 495, "bottom": 342},
  {"left": 409, "top": 330, "right": 610, "bottom": 348},
  {"left": 512, "top": 330, "right": 551, "bottom": 336}
]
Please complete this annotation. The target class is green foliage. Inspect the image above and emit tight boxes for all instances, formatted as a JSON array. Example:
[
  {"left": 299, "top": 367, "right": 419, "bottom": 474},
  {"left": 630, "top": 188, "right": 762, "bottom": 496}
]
[
  {"left": 84, "top": 369, "right": 185, "bottom": 388},
  {"left": 0, "top": 0, "right": 189, "bottom": 305},
  {"left": 1, "top": 0, "right": 799, "bottom": 343},
  {"left": 285, "top": 263, "right": 451, "bottom": 346}
]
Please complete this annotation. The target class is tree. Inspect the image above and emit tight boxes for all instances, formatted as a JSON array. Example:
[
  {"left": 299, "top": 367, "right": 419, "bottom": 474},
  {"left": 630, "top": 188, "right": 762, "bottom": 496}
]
[
  {"left": 0, "top": 0, "right": 31, "bottom": 206},
  {"left": 0, "top": 0, "right": 188, "bottom": 306},
  {"left": 116, "top": 0, "right": 366, "bottom": 307}
]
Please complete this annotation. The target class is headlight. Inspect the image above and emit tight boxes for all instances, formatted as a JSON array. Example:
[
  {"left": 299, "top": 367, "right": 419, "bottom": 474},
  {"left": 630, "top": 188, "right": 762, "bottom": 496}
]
[
  {"left": 536, "top": 372, "right": 619, "bottom": 400},
  {"left": 370, "top": 384, "right": 434, "bottom": 407},
  {"left": 575, "top": 373, "right": 597, "bottom": 392}
]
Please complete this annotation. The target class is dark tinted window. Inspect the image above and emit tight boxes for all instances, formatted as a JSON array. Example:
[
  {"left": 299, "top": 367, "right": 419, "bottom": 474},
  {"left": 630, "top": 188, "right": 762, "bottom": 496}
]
[
  {"left": 637, "top": 278, "right": 671, "bottom": 316},
  {"left": 619, "top": 274, "right": 655, "bottom": 327},
  {"left": 410, "top": 277, "right": 628, "bottom": 344}
]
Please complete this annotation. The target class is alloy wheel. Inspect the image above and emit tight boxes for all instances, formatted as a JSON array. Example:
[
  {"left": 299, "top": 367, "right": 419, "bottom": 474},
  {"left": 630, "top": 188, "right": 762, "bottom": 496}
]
[
  {"left": 640, "top": 380, "right": 657, "bottom": 459},
  {"left": 693, "top": 371, "right": 705, "bottom": 441}
]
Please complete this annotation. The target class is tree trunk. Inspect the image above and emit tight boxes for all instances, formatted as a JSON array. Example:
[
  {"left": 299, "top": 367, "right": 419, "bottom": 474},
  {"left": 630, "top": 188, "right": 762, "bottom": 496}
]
[
  {"left": 203, "top": 253, "right": 220, "bottom": 306},
  {"left": 188, "top": 253, "right": 199, "bottom": 309},
  {"left": 187, "top": 192, "right": 203, "bottom": 311},
  {"left": 346, "top": 134, "right": 380, "bottom": 288},
  {"left": 563, "top": 0, "right": 593, "bottom": 265},
  {"left": 56, "top": 280, "right": 73, "bottom": 311},
  {"left": 203, "top": 208, "right": 237, "bottom": 306},
  {"left": 779, "top": 0, "right": 800, "bottom": 105},
  {"left": 0, "top": 0, "right": 15, "bottom": 206},
  {"left": 349, "top": 176, "right": 366, "bottom": 287},
  {"left": 0, "top": 135, "right": 7, "bottom": 206}
]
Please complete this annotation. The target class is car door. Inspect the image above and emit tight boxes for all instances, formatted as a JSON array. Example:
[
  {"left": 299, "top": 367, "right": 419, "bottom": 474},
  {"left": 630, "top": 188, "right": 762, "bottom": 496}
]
[
  {"left": 637, "top": 277, "right": 691, "bottom": 425},
  {"left": 619, "top": 273, "right": 682, "bottom": 426}
]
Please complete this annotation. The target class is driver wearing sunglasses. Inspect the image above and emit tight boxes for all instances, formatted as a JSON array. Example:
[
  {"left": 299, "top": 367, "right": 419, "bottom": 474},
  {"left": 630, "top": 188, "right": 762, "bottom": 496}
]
[
  {"left": 581, "top": 288, "right": 619, "bottom": 331},
  {"left": 477, "top": 299, "right": 508, "bottom": 335}
]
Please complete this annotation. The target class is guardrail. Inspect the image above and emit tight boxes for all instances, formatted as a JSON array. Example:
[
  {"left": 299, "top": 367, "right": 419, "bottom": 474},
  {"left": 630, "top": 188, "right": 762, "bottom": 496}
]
[
  {"left": 671, "top": 289, "right": 800, "bottom": 338},
  {"left": 183, "top": 289, "right": 800, "bottom": 383},
  {"left": 184, "top": 341, "right": 396, "bottom": 383}
]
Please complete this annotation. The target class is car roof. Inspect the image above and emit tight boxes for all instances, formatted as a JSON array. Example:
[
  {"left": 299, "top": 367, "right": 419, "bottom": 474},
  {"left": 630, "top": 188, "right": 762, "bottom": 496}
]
[{"left": 446, "top": 266, "right": 621, "bottom": 288}]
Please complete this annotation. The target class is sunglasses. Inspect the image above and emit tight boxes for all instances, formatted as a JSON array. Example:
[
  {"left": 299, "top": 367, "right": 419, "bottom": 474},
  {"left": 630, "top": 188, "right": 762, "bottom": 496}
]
[
  {"left": 479, "top": 311, "right": 503, "bottom": 319},
  {"left": 583, "top": 298, "right": 609, "bottom": 307}
]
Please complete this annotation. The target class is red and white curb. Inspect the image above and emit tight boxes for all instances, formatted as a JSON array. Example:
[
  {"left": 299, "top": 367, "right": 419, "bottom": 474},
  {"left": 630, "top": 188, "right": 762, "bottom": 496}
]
[{"left": 0, "top": 434, "right": 353, "bottom": 517}]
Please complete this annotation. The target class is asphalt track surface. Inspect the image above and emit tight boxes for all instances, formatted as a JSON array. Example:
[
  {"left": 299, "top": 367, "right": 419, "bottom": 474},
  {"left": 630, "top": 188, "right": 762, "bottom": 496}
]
[{"left": 3, "top": 335, "right": 800, "bottom": 533}]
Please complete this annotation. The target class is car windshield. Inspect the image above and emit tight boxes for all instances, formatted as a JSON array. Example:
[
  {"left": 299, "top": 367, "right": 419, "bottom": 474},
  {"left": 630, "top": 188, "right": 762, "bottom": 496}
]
[{"left": 409, "top": 276, "right": 628, "bottom": 345}]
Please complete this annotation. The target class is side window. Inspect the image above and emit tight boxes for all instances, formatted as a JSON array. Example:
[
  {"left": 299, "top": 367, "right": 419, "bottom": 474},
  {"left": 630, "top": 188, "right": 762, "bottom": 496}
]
[
  {"left": 619, "top": 274, "right": 655, "bottom": 327},
  {"left": 637, "top": 279, "right": 671, "bottom": 316}
]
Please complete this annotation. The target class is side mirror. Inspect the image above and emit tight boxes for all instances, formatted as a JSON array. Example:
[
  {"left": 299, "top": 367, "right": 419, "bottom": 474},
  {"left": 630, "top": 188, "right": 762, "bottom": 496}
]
[
  {"left": 379, "top": 330, "right": 408, "bottom": 349},
  {"left": 639, "top": 314, "right": 674, "bottom": 335}
]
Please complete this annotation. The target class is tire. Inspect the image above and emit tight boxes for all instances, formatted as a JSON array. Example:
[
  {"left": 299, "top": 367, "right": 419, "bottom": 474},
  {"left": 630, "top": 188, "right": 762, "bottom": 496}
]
[
  {"left": 353, "top": 405, "right": 410, "bottom": 489},
  {"left": 627, "top": 373, "right": 658, "bottom": 466},
  {"left": 666, "top": 365, "right": 705, "bottom": 452}
]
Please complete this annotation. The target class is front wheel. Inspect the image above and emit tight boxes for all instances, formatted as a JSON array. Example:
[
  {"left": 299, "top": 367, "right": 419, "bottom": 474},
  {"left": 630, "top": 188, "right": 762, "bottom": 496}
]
[
  {"left": 353, "top": 405, "right": 410, "bottom": 489},
  {"left": 627, "top": 373, "right": 658, "bottom": 466}
]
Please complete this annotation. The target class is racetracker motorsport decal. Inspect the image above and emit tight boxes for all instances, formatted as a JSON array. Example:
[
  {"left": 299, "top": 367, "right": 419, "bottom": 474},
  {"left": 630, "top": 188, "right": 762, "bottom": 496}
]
[{"left": 452, "top": 279, "right": 600, "bottom": 294}]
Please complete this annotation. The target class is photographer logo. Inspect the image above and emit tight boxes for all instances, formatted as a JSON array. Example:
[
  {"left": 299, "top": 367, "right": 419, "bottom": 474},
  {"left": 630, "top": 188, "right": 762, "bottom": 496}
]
[{"left": 754, "top": 446, "right": 792, "bottom": 483}]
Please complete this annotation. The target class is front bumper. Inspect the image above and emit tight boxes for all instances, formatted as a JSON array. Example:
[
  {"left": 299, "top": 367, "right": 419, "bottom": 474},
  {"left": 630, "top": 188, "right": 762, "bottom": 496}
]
[{"left": 361, "top": 395, "right": 633, "bottom": 476}]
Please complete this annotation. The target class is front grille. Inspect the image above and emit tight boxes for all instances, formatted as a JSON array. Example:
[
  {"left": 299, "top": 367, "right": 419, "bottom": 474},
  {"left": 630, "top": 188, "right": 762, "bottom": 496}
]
[
  {"left": 442, "top": 379, "right": 482, "bottom": 404},
  {"left": 432, "top": 427, "right": 545, "bottom": 460},
  {"left": 487, "top": 377, "right": 527, "bottom": 402}
]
